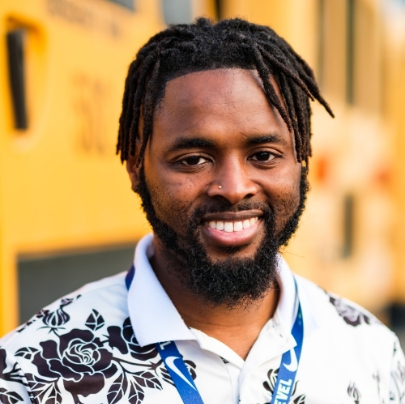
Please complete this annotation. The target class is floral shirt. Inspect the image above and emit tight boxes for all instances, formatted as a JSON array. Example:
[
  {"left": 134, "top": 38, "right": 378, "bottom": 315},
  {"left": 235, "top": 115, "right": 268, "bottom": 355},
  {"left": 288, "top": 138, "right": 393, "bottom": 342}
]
[{"left": 0, "top": 234, "right": 404, "bottom": 404}]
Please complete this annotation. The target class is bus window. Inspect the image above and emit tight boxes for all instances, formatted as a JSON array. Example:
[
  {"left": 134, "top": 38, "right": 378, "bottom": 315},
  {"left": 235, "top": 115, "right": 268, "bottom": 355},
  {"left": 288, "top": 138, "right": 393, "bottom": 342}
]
[
  {"left": 161, "top": 0, "right": 192, "bottom": 25},
  {"left": 18, "top": 246, "right": 135, "bottom": 324},
  {"left": 104, "top": 0, "right": 135, "bottom": 10},
  {"left": 0, "top": 0, "right": 163, "bottom": 336},
  {"left": 6, "top": 29, "right": 28, "bottom": 129}
]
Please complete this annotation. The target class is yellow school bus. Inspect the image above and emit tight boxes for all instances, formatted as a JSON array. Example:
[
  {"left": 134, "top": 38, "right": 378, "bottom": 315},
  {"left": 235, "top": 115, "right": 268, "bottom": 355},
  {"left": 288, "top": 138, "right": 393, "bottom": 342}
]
[
  {"left": 0, "top": 0, "right": 165, "bottom": 336},
  {"left": 385, "top": 0, "right": 405, "bottom": 339}
]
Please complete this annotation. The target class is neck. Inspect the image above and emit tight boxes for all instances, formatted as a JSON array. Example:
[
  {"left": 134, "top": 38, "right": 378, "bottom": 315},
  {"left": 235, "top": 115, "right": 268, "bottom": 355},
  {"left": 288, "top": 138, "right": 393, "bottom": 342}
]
[{"left": 150, "top": 240, "right": 279, "bottom": 360}]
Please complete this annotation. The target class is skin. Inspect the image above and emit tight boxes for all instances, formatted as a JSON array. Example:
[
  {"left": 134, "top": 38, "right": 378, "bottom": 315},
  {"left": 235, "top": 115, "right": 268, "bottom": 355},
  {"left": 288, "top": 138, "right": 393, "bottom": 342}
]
[{"left": 127, "top": 68, "right": 302, "bottom": 359}]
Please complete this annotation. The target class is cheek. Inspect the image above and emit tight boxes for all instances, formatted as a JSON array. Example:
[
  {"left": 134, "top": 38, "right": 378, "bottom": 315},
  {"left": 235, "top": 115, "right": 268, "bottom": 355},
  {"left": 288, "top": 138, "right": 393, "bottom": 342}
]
[
  {"left": 265, "top": 171, "right": 302, "bottom": 229},
  {"left": 145, "top": 165, "right": 200, "bottom": 226}
]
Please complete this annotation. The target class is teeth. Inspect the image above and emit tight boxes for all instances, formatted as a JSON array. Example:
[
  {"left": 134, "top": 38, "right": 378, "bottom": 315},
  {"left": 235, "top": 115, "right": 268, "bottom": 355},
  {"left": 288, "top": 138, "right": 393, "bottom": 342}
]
[{"left": 206, "top": 217, "right": 259, "bottom": 233}]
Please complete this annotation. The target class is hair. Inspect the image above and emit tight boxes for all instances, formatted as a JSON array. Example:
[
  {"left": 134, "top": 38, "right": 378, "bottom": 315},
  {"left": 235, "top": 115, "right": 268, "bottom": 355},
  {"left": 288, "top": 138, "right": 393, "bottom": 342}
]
[{"left": 117, "top": 17, "right": 333, "bottom": 167}]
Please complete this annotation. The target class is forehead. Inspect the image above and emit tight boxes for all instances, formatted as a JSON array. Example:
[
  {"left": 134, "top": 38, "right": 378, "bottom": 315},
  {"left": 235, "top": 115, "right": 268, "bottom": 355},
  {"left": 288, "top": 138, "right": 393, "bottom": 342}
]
[
  {"left": 158, "top": 68, "right": 266, "bottom": 113},
  {"left": 152, "top": 68, "right": 289, "bottom": 146}
]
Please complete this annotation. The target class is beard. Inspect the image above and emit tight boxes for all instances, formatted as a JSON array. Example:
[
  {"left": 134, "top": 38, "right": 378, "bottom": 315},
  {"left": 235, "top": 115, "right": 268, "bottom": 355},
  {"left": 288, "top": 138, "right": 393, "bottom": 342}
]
[{"left": 136, "top": 167, "right": 309, "bottom": 308}]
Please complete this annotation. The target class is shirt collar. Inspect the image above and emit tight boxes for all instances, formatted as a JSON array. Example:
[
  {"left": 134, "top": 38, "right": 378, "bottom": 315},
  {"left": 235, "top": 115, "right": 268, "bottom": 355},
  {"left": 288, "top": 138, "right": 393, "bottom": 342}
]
[
  {"left": 127, "top": 234, "right": 195, "bottom": 347},
  {"left": 127, "top": 234, "right": 318, "bottom": 347}
]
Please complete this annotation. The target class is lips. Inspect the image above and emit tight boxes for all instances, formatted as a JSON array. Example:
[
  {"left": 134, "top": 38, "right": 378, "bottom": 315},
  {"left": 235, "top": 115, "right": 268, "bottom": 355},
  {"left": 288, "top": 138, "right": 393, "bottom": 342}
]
[{"left": 201, "top": 211, "right": 263, "bottom": 247}]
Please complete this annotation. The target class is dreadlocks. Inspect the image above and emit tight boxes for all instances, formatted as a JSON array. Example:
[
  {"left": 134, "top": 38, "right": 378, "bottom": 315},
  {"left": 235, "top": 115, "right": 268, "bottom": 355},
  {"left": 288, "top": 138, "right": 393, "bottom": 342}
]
[{"left": 117, "top": 17, "right": 333, "bottom": 166}]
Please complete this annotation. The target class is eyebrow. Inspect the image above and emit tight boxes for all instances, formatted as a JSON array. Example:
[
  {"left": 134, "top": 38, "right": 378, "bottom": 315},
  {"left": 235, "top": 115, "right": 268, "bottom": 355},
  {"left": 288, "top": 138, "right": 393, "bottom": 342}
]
[
  {"left": 167, "top": 133, "right": 286, "bottom": 153},
  {"left": 246, "top": 134, "right": 287, "bottom": 145},
  {"left": 167, "top": 137, "right": 216, "bottom": 152}
]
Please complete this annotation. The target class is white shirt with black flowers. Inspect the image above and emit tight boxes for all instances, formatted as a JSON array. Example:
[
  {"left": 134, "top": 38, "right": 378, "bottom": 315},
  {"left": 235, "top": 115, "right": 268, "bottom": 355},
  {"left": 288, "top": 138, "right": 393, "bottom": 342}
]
[{"left": 1, "top": 234, "right": 404, "bottom": 404}]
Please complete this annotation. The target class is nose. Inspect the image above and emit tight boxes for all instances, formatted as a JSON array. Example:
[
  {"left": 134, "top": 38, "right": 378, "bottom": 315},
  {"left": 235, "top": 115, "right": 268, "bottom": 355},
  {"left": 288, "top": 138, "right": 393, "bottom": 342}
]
[{"left": 207, "top": 157, "right": 258, "bottom": 204}]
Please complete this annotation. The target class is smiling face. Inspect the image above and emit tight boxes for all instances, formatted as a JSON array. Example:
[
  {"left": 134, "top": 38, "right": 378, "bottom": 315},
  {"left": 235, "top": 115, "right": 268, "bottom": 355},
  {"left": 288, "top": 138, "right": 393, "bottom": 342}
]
[{"left": 128, "top": 68, "right": 307, "bottom": 305}]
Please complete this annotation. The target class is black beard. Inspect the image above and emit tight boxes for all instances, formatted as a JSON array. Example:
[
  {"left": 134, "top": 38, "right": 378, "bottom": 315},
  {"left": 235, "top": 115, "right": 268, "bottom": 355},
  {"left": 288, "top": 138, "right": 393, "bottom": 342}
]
[{"left": 136, "top": 167, "right": 309, "bottom": 308}]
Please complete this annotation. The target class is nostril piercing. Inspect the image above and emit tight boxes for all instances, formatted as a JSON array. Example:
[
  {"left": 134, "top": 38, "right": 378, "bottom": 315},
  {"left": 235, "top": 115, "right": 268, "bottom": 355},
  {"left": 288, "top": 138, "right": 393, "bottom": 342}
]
[{"left": 218, "top": 185, "right": 222, "bottom": 189}]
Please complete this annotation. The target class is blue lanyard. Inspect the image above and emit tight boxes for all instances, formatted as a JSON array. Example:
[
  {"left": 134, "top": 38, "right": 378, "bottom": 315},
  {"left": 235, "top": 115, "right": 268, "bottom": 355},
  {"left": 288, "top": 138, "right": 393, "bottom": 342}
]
[
  {"left": 270, "top": 294, "right": 303, "bottom": 404},
  {"left": 125, "top": 265, "right": 303, "bottom": 404}
]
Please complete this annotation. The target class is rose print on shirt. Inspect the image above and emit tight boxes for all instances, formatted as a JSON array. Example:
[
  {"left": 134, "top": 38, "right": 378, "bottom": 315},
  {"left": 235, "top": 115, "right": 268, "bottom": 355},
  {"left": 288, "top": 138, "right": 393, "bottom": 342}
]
[
  {"left": 18, "top": 328, "right": 117, "bottom": 403},
  {"left": 107, "top": 318, "right": 197, "bottom": 391},
  {"left": 16, "top": 296, "right": 81, "bottom": 334},
  {"left": 327, "top": 293, "right": 380, "bottom": 327},
  {"left": 373, "top": 372, "right": 385, "bottom": 404},
  {"left": 347, "top": 382, "right": 361, "bottom": 403},
  {"left": 108, "top": 318, "right": 159, "bottom": 362},
  {"left": 0, "top": 349, "right": 24, "bottom": 403},
  {"left": 390, "top": 342, "right": 405, "bottom": 404},
  {"left": 39, "top": 298, "right": 75, "bottom": 332},
  {"left": 0, "top": 387, "right": 24, "bottom": 404},
  {"left": 3, "top": 312, "right": 198, "bottom": 404}
]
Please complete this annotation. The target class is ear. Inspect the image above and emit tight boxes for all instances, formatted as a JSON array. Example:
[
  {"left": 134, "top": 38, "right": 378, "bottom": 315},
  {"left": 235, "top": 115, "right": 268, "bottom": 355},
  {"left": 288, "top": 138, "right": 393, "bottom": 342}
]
[{"left": 126, "top": 148, "right": 141, "bottom": 193}]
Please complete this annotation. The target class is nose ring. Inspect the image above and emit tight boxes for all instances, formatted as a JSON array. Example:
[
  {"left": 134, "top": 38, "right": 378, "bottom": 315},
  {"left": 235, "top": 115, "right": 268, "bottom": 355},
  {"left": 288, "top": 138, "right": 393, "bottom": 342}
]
[{"left": 218, "top": 185, "right": 222, "bottom": 189}]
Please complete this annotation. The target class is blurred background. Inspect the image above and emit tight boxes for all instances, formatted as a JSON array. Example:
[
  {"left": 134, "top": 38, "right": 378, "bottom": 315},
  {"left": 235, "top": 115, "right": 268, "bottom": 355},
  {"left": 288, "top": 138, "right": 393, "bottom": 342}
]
[{"left": 0, "top": 0, "right": 404, "bottom": 348}]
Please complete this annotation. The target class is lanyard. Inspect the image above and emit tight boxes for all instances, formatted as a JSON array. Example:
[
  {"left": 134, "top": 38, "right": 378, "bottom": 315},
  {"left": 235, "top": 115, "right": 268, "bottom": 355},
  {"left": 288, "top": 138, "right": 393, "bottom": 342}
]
[{"left": 125, "top": 265, "right": 303, "bottom": 404}]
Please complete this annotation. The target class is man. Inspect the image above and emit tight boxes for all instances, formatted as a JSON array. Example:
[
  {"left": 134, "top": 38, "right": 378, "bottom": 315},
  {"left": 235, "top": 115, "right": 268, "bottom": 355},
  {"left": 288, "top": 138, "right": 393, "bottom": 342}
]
[{"left": 0, "top": 18, "right": 404, "bottom": 403}]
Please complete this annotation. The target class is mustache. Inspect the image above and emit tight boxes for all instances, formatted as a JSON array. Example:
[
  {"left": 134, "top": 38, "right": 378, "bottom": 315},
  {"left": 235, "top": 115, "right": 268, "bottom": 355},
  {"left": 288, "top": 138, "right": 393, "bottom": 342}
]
[{"left": 190, "top": 200, "right": 273, "bottom": 222}]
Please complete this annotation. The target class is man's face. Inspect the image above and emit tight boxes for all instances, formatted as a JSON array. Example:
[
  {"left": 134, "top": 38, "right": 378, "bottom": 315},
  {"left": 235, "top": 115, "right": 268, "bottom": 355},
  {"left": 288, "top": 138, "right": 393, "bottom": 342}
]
[{"left": 128, "top": 68, "right": 306, "bottom": 306}]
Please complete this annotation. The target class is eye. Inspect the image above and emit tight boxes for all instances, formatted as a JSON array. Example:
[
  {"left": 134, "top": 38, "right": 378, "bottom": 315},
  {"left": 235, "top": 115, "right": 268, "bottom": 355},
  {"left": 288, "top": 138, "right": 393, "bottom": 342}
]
[
  {"left": 250, "top": 151, "right": 275, "bottom": 162},
  {"left": 180, "top": 156, "right": 208, "bottom": 166}
]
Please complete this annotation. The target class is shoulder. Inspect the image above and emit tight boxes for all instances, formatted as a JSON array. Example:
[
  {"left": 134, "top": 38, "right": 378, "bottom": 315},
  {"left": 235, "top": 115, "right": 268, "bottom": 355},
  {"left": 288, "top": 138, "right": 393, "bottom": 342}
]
[
  {"left": 296, "top": 274, "right": 383, "bottom": 327},
  {"left": 0, "top": 272, "right": 141, "bottom": 401},
  {"left": 296, "top": 274, "right": 398, "bottom": 345},
  {"left": 296, "top": 274, "right": 399, "bottom": 364},
  {"left": 295, "top": 275, "right": 405, "bottom": 400},
  {"left": 0, "top": 271, "right": 128, "bottom": 352}
]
